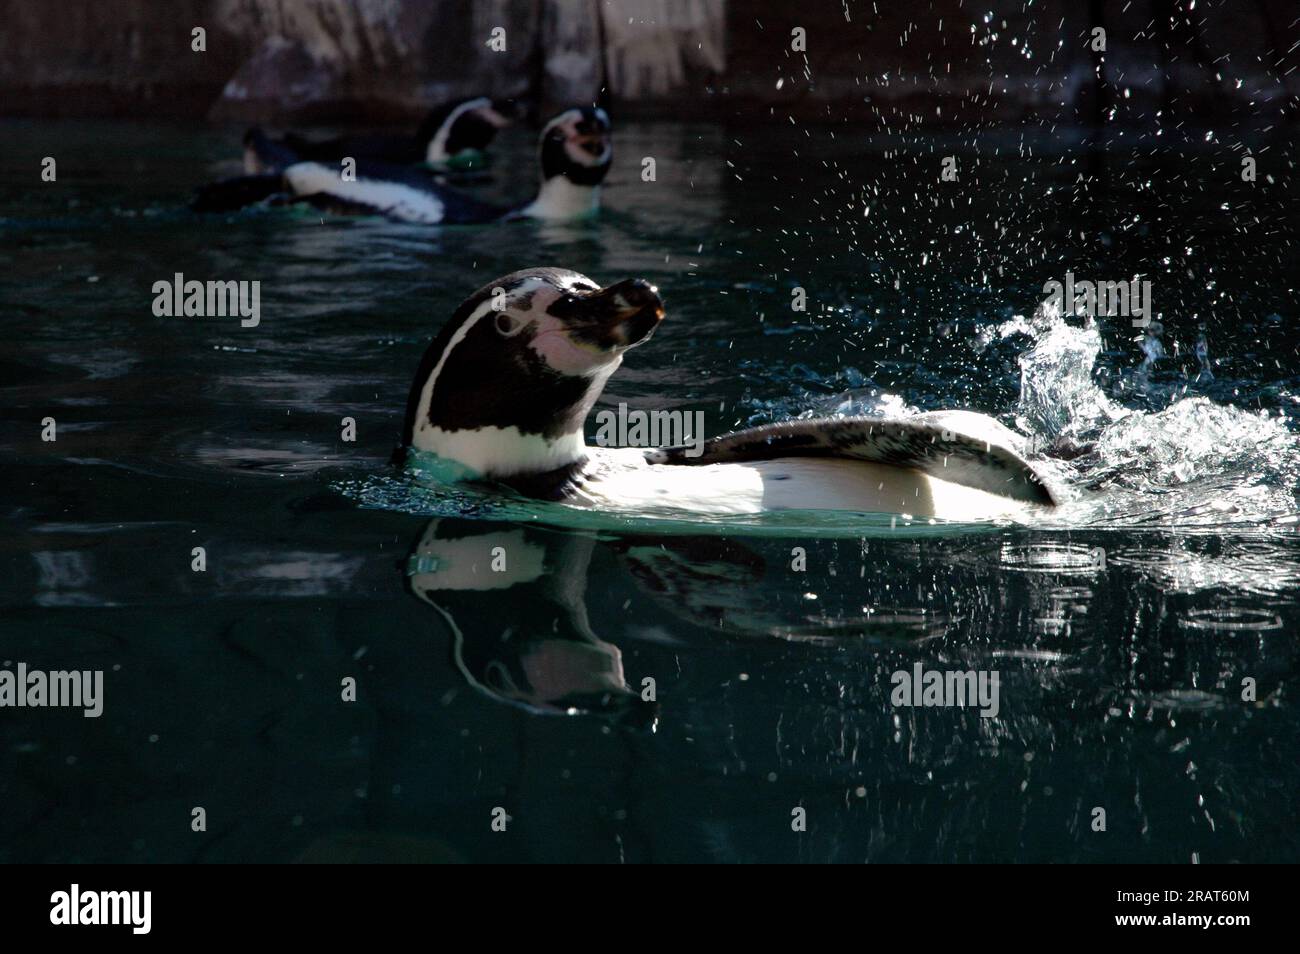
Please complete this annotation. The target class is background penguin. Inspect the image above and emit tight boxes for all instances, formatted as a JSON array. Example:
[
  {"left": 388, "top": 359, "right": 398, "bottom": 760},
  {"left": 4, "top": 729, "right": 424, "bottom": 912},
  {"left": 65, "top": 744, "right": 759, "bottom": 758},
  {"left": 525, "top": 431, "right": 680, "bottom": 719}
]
[
  {"left": 192, "top": 106, "right": 612, "bottom": 224},
  {"left": 243, "top": 96, "right": 515, "bottom": 174},
  {"left": 399, "top": 267, "right": 1062, "bottom": 522}
]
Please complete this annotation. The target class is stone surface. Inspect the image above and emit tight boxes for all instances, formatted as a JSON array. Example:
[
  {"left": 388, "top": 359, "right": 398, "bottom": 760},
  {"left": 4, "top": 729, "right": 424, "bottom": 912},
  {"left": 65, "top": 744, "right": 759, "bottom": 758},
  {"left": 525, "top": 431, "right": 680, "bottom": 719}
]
[{"left": 0, "top": 0, "right": 1294, "bottom": 126}]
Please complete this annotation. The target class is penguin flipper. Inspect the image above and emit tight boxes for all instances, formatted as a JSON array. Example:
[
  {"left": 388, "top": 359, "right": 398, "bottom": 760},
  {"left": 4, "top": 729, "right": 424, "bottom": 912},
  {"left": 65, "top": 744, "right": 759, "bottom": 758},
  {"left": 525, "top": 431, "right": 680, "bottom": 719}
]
[{"left": 646, "top": 414, "right": 1059, "bottom": 506}]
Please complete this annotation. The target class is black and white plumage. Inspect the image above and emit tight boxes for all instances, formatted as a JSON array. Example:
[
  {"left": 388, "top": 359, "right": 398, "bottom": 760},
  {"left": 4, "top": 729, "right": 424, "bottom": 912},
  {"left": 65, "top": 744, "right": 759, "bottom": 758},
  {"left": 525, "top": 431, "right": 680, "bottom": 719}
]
[
  {"left": 194, "top": 106, "right": 612, "bottom": 225},
  {"left": 401, "top": 268, "right": 1063, "bottom": 521},
  {"left": 242, "top": 96, "right": 513, "bottom": 173},
  {"left": 647, "top": 412, "right": 1056, "bottom": 505}
]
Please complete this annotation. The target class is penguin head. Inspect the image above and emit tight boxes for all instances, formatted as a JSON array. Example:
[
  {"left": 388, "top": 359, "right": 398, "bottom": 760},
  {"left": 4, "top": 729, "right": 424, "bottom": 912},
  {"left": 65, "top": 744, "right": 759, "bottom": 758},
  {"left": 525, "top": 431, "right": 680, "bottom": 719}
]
[
  {"left": 403, "top": 267, "right": 663, "bottom": 480},
  {"left": 419, "top": 96, "right": 513, "bottom": 165},
  {"left": 538, "top": 106, "right": 613, "bottom": 187}
]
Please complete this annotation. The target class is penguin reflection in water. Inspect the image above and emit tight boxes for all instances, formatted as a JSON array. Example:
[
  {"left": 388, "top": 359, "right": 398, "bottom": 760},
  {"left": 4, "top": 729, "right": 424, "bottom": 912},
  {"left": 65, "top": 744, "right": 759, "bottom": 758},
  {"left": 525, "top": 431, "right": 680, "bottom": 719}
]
[
  {"left": 193, "top": 106, "right": 612, "bottom": 224},
  {"left": 400, "top": 268, "right": 1062, "bottom": 522},
  {"left": 408, "top": 518, "right": 957, "bottom": 721},
  {"left": 407, "top": 517, "right": 656, "bottom": 725}
]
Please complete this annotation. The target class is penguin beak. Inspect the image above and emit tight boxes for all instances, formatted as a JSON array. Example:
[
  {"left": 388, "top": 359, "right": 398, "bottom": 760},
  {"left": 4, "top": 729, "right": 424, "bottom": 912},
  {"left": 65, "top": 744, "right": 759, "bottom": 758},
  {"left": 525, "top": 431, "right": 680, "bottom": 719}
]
[
  {"left": 569, "top": 117, "right": 612, "bottom": 159},
  {"left": 553, "top": 279, "right": 664, "bottom": 351},
  {"left": 572, "top": 132, "right": 610, "bottom": 158}
]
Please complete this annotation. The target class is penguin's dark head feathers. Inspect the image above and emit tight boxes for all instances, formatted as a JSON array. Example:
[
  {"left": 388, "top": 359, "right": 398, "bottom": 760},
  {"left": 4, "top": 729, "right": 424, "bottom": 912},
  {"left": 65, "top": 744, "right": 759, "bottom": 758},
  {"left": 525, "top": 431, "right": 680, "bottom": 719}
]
[
  {"left": 403, "top": 267, "right": 663, "bottom": 478},
  {"left": 539, "top": 106, "right": 613, "bottom": 187}
]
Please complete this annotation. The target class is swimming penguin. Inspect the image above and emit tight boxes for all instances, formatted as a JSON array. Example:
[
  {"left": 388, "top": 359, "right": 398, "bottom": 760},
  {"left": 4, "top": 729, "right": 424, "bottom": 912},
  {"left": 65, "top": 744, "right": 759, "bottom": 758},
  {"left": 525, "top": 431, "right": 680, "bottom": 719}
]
[
  {"left": 193, "top": 106, "right": 612, "bottom": 224},
  {"left": 243, "top": 96, "right": 514, "bottom": 174},
  {"left": 400, "top": 268, "right": 1062, "bottom": 522}
]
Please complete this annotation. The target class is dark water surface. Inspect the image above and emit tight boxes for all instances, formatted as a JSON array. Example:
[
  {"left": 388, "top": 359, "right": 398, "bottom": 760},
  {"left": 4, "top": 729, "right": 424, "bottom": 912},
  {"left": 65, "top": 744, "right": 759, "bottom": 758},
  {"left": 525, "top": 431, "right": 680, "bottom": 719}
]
[{"left": 2, "top": 118, "right": 1299, "bottom": 862}]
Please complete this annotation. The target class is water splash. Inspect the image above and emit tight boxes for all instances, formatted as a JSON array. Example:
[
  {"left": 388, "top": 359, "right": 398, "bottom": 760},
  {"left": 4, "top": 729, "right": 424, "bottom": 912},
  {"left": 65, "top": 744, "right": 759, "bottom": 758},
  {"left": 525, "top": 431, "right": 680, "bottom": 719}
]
[
  {"left": 982, "top": 297, "right": 1300, "bottom": 530},
  {"left": 1194, "top": 329, "right": 1214, "bottom": 384},
  {"left": 976, "top": 300, "right": 1129, "bottom": 442},
  {"left": 1132, "top": 321, "right": 1166, "bottom": 394}
]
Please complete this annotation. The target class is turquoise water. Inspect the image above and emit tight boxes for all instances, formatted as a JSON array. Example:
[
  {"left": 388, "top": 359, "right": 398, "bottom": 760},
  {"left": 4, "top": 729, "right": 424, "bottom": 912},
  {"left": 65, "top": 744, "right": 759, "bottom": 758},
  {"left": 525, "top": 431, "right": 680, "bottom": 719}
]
[{"left": 2, "top": 118, "right": 1299, "bottom": 862}]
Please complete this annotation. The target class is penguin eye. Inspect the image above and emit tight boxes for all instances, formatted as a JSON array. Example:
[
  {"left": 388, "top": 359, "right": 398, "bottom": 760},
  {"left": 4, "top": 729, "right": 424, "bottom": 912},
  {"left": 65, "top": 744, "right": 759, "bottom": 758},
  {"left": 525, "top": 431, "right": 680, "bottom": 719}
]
[{"left": 495, "top": 312, "right": 526, "bottom": 337}]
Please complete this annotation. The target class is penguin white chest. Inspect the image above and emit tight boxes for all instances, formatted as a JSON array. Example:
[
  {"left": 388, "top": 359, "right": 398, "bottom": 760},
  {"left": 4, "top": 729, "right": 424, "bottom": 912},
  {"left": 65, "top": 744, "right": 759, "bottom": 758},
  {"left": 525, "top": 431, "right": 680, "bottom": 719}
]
[{"left": 568, "top": 450, "right": 1035, "bottom": 522}]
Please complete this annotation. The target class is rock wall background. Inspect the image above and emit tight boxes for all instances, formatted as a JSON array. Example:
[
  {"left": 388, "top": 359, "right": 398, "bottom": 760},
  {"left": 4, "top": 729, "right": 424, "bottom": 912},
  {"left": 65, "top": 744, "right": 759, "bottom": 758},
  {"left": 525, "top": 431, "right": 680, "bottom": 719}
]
[{"left": 0, "top": 0, "right": 1295, "bottom": 126}]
